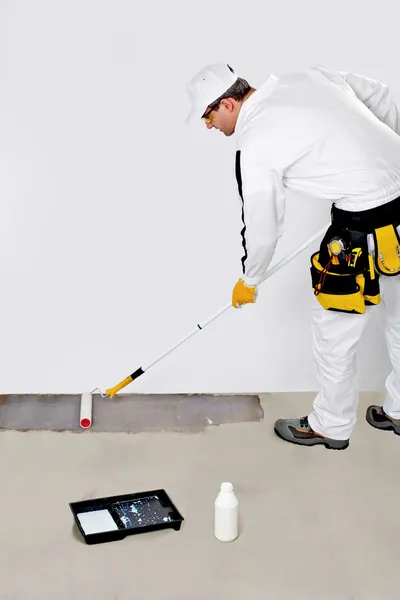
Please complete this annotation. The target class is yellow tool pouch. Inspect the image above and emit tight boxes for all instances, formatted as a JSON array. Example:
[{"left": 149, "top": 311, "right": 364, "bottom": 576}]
[
  {"left": 312, "top": 196, "right": 400, "bottom": 313},
  {"left": 310, "top": 223, "right": 381, "bottom": 314},
  {"left": 310, "top": 252, "right": 373, "bottom": 314},
  {"left": 373, "top": 224, "right": 400, "bottom": 276}
]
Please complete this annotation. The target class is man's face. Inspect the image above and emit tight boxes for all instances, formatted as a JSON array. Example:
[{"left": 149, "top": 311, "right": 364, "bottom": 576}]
[{"left": 202, "top": 99, "right": 237, "bottom": 137}]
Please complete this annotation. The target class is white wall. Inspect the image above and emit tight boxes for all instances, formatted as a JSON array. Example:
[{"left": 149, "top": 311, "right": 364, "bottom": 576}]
[{"left": 0, "top": 0, "right": 397, "bottom": 394}]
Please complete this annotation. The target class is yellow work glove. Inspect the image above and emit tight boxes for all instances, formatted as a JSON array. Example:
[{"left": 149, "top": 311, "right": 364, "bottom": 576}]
[{"left": 232, "top": 278, "right": 258, "bottom": 309}]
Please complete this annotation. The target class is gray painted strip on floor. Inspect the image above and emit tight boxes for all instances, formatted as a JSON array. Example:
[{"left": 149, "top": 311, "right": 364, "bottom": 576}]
[{"left": 0, "top": 394, "right": 263, "bottom": 433}]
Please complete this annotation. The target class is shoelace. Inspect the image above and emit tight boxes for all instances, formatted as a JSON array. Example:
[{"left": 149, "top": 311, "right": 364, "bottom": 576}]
[{"left": 380, "top": 407, "right": 400, "bottom": 423}]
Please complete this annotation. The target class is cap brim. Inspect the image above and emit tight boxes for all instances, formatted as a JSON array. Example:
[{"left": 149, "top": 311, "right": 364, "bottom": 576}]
[{"left": 184, "top": 103, "right": 207, "bottom": 125}]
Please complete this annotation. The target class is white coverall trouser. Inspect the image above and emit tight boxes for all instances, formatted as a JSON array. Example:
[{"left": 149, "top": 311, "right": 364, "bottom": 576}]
[{"left": 308, "top": 273, "right": 400, "bottom": 440}]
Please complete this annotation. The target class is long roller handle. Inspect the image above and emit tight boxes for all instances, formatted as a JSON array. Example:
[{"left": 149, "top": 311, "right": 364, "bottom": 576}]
[{"left": 105, "top": 223, "right": 328, "bottom": 398}]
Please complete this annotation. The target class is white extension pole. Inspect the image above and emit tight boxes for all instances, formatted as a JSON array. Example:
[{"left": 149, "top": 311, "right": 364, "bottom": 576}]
[
  {"left": 80, "top": 392, "right": 93, "bottom": 428},
  {"left": 143, "top": 223, "right": 329, "bottom": 371},
  {"left": 105, "top": 222, "right": 329, "bottom": 398}
]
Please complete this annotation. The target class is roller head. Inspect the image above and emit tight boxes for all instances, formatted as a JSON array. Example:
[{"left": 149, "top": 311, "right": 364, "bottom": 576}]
[{"left": 80, "top": 392, "right": 93, "bottom": 428}]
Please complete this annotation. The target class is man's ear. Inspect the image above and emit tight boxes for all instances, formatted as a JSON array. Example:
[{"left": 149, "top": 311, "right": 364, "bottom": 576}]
[{"left": 220, "top": 98, "right": 235, "bottom": 113}]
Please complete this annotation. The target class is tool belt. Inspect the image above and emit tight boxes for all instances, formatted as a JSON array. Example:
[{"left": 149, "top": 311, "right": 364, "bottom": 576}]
[{"left": 310, "top": 195, "right": 400, "bottom": 314}]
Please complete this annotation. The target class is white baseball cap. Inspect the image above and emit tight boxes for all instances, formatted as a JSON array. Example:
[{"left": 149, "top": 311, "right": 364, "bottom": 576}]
[{"left": 185, "top": 62, "right": 238, "bottom": 124}]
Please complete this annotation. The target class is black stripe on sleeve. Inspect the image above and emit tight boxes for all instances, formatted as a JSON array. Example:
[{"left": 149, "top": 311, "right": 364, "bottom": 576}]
[{"left": 235, "top": 150, "right": 248, "bottom": 274}]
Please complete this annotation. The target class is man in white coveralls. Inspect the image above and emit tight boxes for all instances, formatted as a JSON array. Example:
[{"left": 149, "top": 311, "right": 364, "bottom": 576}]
[{"left": 185, "top": 62, "right": 400, "bottom": 450}]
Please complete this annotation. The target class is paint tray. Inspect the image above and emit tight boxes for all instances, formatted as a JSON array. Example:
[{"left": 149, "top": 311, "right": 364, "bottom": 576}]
[{"left": 69, "top": 488, "right": 184, "bottom": 545}]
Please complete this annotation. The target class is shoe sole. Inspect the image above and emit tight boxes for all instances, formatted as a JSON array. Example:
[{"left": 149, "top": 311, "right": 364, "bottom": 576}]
[
  {"left": 365, "top": 413, "right": 400, "bottom": 436},
  {"left": 273, "top": 426, "right": 349, "bottom": 450}
]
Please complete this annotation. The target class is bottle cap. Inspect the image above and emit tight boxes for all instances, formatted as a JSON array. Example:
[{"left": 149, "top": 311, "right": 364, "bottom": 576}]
[{"left": 221, "top": 482, "right": 233, "bottom": 492}]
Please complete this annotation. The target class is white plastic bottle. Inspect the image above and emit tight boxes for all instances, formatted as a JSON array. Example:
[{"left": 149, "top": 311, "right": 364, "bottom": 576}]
[{"left": 214, "top": 482, "right": 239, "bottom": 542}]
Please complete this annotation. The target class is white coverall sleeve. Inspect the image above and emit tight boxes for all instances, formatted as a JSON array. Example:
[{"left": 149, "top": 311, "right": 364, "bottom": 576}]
[
  {"left": 339, "top": 71, "right": 400, "bottom": 134},
  {"left": 314, "top": 64, "right": 400, "bottom": 134},
  {"left": 235, "top": 148, "right": 286, "bottom": 287}
]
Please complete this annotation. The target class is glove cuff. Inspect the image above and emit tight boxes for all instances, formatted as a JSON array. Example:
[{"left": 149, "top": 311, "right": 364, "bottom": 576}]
[{"left": 241, "top": 275, "right": 260, "bottom": 287}]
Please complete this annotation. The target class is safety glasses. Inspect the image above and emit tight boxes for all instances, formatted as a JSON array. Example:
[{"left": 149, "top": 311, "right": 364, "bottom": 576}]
[{"left": 201, "top": 101, "right": 220, "bottom": 123}]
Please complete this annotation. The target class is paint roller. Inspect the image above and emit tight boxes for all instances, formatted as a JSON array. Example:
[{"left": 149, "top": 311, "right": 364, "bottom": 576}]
[
  {"left": 102, "top": 223, "right": 329, "bottom": 399},
  {"left": 80, "top": 392, "right": 93, "bottom": 428}
]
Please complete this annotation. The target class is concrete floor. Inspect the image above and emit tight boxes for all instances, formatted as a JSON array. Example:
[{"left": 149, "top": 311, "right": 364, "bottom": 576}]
[{"left": 0, "top": 392, "right": 399, "bottom": 600}]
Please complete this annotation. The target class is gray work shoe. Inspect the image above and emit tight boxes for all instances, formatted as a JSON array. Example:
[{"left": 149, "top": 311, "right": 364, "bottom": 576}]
[
  {"left": 274, "top": 416, "right": 349, "bottom": 450},
  {"left": 366, "top": 406, "right": 400, "bottom": 436}
]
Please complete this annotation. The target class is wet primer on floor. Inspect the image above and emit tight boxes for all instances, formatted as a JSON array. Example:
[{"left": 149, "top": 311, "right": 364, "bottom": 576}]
[{"left": 0, "top": 393, "right": 263, "bottom": 432}]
